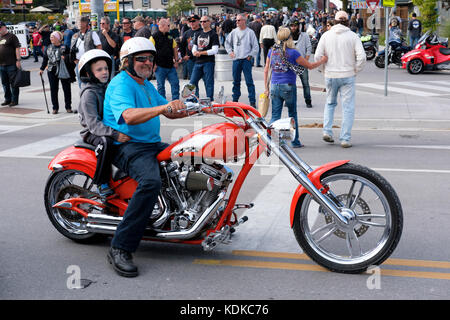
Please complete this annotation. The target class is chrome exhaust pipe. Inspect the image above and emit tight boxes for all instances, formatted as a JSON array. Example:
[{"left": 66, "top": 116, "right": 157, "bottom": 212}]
[
  {"left": 85, "top": 191, "right": 226, "bottom": 240},
  {"left": 155, "top": 190, "right": 226, "bottom": 240}
]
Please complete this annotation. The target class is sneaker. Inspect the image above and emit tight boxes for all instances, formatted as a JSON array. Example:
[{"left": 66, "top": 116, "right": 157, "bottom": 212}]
[
  {"left": 9, "top": 102, "right": 18, "bottom": 107},
  {"left": 341, "top": 141, "right": 352, "bottom": 148},
  {"left": 322, "top": 134, "right": 334, "bottom": 143},
  {"left": 98, "top": 183, "right": 114, "bottom": 197},
  {"left": 1, "top": 101, "right": 11, "bottom": 106},
  {"left": 306, "top": 102, "right": 312, "bottom": 108}
]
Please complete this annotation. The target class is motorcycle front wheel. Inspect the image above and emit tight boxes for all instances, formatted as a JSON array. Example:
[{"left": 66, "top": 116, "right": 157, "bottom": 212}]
[
  {"left": 407, "top": 59, "right": 424, "bottom": 74},
  {"left": 44, "top": 169, "right": 107, "bottom": 243},
  {"left": 292, "top": 163, "right": 403, "bottom": 274},
  {"left": 365, "top": 47, "right": 376, "bottom": 60},
  {"left": 374, "top": 55, "right": 385, "bottom": 68}
]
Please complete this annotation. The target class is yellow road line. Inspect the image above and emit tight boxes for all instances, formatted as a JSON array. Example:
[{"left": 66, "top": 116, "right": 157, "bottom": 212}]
[
  {"left": 232, "top": 250, "right": 450, "bottom": 269},
  {"left": 193, "top": 258, "right": 450, "bottom": 280}
]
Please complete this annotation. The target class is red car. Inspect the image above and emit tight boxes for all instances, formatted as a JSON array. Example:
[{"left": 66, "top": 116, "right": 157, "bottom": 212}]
[{"left": 401, "top": 31, "right": 450, "bottom": 74}]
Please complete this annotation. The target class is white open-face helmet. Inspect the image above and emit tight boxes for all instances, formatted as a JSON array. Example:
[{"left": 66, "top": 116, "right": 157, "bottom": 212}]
[
  {"left": 78, "top": 49, "right": 112, "bottom": 82},
  {"left": 119, "top": 37, "right": 156, "bottom": 61}
]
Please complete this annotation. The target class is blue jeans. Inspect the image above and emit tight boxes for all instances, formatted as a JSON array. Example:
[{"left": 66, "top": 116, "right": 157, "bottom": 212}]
[
  {"left": 232, "top": 58, "right": 256, "bottom": 105},
  {"left": 323, "top": 77, "right": 356, "bottom": 143},
  {"left": 155, "top": 66, "right": 180, "bottom": 100},
  {"left": 409, "top": 36, "right": 420, "bottom": 48},
  {"left": 0, "top": 64, "right": 19, "bottom": 103},
  {"left": 299, "top": 68, "right": 311, "bottom": 104},
  {"left": 111, "top": 141, "right": 168, "bottom": 253},
  {"left": 270, "top": 83, "right": 301, "bottom": 145},
  {"left": 189, "top": 61, "right": 215, "bottom": 101},
  {"left": 33, "top": 45, "right": 43, "bottom": 61}
]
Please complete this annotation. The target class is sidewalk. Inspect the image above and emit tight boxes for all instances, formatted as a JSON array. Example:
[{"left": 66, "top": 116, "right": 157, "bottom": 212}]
[{"left": 1, "top": 69, "right": 449, "bottom": 131}]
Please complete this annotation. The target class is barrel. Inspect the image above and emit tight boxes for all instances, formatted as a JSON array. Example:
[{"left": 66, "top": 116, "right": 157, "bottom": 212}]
[{"left": 215, "top": 49, "right": 233, "bottom": 81}]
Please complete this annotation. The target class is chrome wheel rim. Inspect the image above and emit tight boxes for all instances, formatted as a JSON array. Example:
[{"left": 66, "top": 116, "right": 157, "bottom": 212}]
[
  {"left": 47, "top": 170, "right": 95, "bottom": 235},
  {"left": 300, "top": 173, "right": 392, "bottom": 265},
  {"left": 410, "top": 60, "right": 422, "bottom": 73}
]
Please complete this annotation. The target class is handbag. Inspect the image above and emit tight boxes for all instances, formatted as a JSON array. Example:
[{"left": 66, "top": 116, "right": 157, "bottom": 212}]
[
  {"left": 12, "top": 68, "right": 31, "bottom": 88},
  {"left": 58, "top": 59, "right": 71, "bottom": 80}
]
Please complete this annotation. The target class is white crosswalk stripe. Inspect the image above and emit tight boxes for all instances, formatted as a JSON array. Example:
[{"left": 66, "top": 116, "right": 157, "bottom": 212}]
[
  {"left": 0, "top": 130, "right": 80, "bottom": 158},
  {"left": 356, "top": 80, "right": 450, "bottom": 97}
]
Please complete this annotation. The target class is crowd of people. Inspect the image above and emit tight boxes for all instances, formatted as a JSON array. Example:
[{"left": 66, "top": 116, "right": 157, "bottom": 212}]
[{"left": 0, "top": 7, "right": 395, "bottom": 277}]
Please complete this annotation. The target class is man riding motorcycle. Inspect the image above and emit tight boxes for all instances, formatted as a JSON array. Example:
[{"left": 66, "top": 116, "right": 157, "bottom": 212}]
[{"left": 102, "top": 37, "right": 187, "bottom": 277}]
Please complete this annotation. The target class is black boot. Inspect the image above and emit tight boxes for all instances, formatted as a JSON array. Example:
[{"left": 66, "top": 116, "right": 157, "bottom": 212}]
[{"left": 107, "top": 247, "right": 138, "bottom": 277}]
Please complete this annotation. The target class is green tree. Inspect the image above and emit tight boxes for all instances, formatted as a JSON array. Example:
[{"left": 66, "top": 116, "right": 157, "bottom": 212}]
[
  {"left": 166, "top": 0, "right": 194, "bottom": 17},
  {"left": 413, "top": 0, "right": 439, "bottom": 32}
]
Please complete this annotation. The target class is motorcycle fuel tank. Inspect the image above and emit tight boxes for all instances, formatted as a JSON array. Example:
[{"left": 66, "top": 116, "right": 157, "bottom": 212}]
[{"left": 157, "top": 122, "right": 248, "bottom": 163}]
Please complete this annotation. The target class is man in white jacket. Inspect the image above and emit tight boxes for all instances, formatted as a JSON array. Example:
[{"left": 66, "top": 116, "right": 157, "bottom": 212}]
[{"left": 314, "top": 11, "right": 366, "bottom": 148}]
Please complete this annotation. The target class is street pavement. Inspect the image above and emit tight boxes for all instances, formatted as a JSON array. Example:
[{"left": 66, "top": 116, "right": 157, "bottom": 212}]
[{"left": 0, "top": 57, "right": 449, "bottom": 301}]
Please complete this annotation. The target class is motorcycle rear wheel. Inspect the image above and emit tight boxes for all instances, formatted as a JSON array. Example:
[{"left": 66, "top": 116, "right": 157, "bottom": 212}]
[
  {"left": 374, "top": 55, "right": 385, "bottom": 68},
  {"left": 292, "top": 163, "right": 403, "bottom": 274},
  {"left": 44, "top": 169, "right": 107, "bottom": 243}
]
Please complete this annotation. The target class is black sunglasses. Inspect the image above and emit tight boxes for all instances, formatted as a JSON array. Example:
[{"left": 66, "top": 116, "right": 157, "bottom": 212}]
[{"left": 135, "top": 55, "right": 154, "bottom": 63}]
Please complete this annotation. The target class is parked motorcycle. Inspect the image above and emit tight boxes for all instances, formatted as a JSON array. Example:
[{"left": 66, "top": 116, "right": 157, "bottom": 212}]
[
  {"left": 375, "top": 39, "right": 411, "bottom": 68},
  {"left": 44, "top": 85, "right": 403, "bottom": 274},
  {"left": 361, "top": 33, "right": 379, "bottom": 60},
  {"left": 401, "top": 31, "right": 450, "bottom": 74}
]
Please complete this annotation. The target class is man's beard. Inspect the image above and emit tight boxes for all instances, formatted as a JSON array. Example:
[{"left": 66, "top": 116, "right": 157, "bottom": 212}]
[{"left": 135, "top": 66, "right": 152, "bottom": 79}]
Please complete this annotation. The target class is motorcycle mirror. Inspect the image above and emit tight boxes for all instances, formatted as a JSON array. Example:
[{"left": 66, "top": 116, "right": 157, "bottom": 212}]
[{"left": 181, "top": 84, "right": 196, "bottom": 99}]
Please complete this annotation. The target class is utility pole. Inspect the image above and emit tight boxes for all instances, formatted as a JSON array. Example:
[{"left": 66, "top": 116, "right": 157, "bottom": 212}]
[{"left": 90, "top": 0, "right": 104, "bottom": 31}]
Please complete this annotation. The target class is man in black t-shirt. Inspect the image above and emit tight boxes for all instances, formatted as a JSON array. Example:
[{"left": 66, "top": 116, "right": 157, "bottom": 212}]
[
  {"left": 98, "top": 16, "right": 120, "bottom": 76},
  {"left": 189, "top": 16, "right": 219, "bottom": 101},
  {"left": 150, "top": 18, "right": 180, "bottom": 100},
  {"left": 180, "top": 14, "right": 202, "bottom": 79},
  {"left": 0, "top": 21, "right": 21, "bottom": 106}
]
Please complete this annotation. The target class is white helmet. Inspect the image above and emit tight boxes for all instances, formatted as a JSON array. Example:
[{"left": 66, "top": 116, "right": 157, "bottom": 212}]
[
  {"left": 78, "top": 49, "right": 112, "bottom": 82},
  {"left": 119, "top": 37, "right": 156, "bottom": 61}
]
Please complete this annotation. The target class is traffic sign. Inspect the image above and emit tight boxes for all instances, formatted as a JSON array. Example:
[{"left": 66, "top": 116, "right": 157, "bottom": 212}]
[
  {"left": 366, "top": 0, "right": 380, "bottom": 10},
  {"left": 383, "top": 0, "right": 395, "bottom": 7}
]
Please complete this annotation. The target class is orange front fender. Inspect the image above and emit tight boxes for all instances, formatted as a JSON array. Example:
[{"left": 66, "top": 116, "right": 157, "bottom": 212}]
[{"left": 289, "top": 160, "right": 350, "bottom": 227}]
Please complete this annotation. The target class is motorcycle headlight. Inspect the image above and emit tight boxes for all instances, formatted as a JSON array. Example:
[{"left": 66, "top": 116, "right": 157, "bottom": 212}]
[{"left": 269, "top": 117, "right": 296, "bottom": 142}]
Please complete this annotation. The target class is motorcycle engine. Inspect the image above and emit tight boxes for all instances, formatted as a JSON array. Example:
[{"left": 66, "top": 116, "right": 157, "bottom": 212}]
[{"left": 153, "top": 161, "right": 233, "bottom": 231}]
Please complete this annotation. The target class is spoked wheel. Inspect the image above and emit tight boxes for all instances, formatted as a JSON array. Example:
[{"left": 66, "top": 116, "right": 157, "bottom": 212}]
[
  {"left": 44, "top": 169, "right": 107, "bottom": 243},
  {"left": 293, "top": 163, "right": 403, "bottom": 274}
]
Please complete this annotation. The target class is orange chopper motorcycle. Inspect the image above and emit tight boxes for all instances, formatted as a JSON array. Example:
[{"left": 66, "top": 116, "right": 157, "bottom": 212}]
[{"left": 44, "top": 85, "right": 403, "bottom": 274}]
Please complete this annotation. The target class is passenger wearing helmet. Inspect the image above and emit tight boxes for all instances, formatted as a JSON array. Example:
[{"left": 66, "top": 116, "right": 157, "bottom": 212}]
[
  {"left": 78, "top": 49, "right": 131, "bottom": 197},
  {"left": 102, "top": 37, "right": 187, "bottom": 277}
]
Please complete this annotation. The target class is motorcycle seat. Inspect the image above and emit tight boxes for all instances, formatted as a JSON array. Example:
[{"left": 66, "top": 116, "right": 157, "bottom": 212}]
[
  {"left": 73, "top": 140, "right": 128, "bottom": 181},
  {"left": 74, "top": 140, "right": 96, "bottom": 151},
  {"left": 439, "top": 47, "right": 450, "bottom": 55}
]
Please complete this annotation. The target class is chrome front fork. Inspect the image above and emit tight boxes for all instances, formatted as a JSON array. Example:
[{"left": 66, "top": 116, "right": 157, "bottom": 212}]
[{"left": 248, "top": 118, "right": 353, "bottom": 226}]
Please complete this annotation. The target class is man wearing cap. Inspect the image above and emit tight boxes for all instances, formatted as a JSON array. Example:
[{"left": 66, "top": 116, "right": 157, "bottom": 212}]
[
  {"left": 180, "top": 15, "right": 202, "bottom": 79},
  {"left": 189, "top": 15, "right": 219, "bottom": 101},
  {"left": 314, "top": 11, "right": 366, "bottom": 148},
  {"left": 0, "top": 21, "right": 22, "bottom": 107},
  {"left": 133, "top": 15, "right": 152, "bottom": 39}
]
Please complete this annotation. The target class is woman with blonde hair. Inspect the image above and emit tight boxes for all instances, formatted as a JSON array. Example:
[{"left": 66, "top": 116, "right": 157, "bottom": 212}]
[{"left": 263, "top": 27, "right": 327, "bottom": 147}]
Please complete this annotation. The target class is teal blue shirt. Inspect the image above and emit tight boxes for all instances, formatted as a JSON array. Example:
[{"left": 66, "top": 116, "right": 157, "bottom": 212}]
[{"left": 103, "top": 71, "right": 168, "bottom": 143}]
